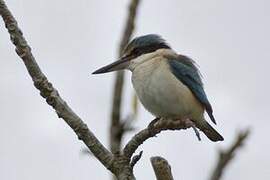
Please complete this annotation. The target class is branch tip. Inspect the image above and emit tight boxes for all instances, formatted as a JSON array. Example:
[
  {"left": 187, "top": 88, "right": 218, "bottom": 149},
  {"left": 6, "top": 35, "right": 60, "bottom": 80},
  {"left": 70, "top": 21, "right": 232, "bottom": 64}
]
[
  {"left": 210, "top": 129, "right": 251, "bottom": 180},
  {"left": 151, "top": 156, "right": 174, "bottom": 180}
]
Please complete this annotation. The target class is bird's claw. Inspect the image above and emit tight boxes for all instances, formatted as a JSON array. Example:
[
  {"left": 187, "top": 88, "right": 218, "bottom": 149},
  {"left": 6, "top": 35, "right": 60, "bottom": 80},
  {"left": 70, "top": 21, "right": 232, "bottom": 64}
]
[
  {"left": 183, "top": 118, "right": 201, "bottom": 141},
  {"left": 147, "top": 117, "right": 160, "bottom": 136}
]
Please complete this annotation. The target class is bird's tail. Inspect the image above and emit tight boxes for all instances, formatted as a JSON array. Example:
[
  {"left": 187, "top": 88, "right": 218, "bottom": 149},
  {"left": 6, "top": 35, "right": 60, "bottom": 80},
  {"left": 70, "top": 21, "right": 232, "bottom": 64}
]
[{"left": 196, "top": 120, "right": 224, "bottom": 142}]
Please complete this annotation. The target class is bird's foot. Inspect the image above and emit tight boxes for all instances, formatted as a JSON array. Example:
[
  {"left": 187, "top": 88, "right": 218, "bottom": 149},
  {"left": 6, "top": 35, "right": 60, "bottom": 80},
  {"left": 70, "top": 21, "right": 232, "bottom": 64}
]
[
  {"left": 147, "top": 117, "right": 161, "bottom": 136},
  {"left": 182, "top": 118, "right": 201, "bottom": 141}
]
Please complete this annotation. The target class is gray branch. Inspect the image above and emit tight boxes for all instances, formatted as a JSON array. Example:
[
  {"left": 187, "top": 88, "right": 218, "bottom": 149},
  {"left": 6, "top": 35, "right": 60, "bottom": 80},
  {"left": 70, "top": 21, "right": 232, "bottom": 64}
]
[
  {"left": 123, "top": 118, "right": 190, "bottom": 159},
  {"left": 110, "top": 0, "right": 141, "bottom": 154},
  {"left": 209, "top": 129, "right": 250, "bottom": 180},
  {"left": 151, "top": 156, "right": 174, "bottom": 180},
  {"left": 0, "top": 0, "right": 114, "bottom": 172}
]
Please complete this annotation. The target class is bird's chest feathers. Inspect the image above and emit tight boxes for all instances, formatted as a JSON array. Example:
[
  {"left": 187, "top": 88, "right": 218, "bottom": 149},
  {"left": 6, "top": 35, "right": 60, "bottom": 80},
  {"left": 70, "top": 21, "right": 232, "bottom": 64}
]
[
  {"left": 132, "top": 58, "right": 165, "bottom": 99},
  {"left": 131, "top": 57, "right": 197, "bottom": 117}
]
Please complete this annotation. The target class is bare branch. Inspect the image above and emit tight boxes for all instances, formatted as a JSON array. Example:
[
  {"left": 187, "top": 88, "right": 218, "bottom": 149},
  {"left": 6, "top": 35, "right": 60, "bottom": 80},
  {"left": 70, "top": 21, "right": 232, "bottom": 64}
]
[
  {"left": 151, "top": 156, "right": 174, "bottom": 180},
  {"left": 210, "top": 129, "right": 250, "bottom": 180},
  {"left": 110, "top": 0, "right": 141, "bottom": 154},
  {"left": 123, "top": 118, "right": 190, "bottom": 159},
  {"left": 0, "top": 0, "right": 114, "bottom": 172}
]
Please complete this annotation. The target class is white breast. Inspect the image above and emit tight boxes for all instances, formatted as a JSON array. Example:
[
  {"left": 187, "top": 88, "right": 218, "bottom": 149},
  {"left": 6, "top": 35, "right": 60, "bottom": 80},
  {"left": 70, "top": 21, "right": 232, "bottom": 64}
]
[{"left": 131, "top": 53, "right": 204, "bottom": 121}]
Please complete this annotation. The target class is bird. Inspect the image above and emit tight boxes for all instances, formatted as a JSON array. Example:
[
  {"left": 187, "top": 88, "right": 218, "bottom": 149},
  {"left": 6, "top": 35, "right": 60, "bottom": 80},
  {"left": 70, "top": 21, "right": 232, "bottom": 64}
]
[{"left": 92, "top": 34, "right": 224, "bottom": 142}]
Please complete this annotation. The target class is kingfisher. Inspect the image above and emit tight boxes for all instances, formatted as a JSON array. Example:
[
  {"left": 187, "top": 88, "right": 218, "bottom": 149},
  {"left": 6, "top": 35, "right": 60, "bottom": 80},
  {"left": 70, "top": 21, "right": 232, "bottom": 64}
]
[{"left": 93, "top": 34, "right": 224, "bottom": 142}]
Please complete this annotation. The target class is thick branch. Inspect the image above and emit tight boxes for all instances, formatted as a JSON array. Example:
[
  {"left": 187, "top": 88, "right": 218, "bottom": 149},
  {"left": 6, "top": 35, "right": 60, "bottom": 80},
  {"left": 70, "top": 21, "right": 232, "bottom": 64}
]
[
  {"left": 110, "top": 0, "right": 141, "bottom": 154},
  {"left": 151, "top": 156, "right": 174, "bottom": 180},
  {"left": 123, "top": 119, "right": 190, "bottom": 159},
  {"left": 210, "top": 129, "right": 250, "bottom": 180},
  {"left": 0, "top": 0, "right": 114, "bottom": 172}
]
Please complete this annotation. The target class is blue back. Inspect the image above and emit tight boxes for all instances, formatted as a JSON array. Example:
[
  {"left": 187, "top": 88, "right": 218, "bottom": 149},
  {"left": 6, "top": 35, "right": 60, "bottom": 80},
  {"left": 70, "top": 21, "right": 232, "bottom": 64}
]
[{"left": 168, "top": 55, "right": 216, "bottom": 124}]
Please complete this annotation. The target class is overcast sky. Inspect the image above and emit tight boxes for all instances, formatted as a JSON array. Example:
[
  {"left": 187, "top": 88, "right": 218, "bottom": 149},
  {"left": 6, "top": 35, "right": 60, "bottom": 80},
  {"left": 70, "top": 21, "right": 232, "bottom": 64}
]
[{"left": 1, "top": 0, "right": 270, "bottom": 179}]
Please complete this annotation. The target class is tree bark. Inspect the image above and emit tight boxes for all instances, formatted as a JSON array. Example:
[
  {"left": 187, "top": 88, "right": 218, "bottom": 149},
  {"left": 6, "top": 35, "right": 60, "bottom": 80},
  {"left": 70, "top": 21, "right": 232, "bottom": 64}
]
[{"left": 151, "top": 156, "right": 174, "bottom": 180}]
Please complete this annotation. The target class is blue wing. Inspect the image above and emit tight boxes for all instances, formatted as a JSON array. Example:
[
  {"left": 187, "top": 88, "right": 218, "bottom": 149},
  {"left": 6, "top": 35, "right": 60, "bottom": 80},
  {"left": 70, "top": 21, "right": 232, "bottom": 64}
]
[{"left": 168, "top": 55, "right": 216, "bottom": 124}]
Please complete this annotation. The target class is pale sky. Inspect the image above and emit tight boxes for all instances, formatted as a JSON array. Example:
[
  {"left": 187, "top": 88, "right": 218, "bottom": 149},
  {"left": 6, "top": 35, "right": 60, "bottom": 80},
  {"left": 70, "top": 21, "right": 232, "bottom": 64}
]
[{"left": 1, "top": 0, "right": 270, "bottom": 180}]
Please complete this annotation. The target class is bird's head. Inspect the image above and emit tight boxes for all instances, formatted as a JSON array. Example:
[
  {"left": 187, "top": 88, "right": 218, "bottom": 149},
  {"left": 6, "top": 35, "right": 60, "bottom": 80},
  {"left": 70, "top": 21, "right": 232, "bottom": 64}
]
[{"left": 92, "top": 34, "right": 171, "bottom": 74}]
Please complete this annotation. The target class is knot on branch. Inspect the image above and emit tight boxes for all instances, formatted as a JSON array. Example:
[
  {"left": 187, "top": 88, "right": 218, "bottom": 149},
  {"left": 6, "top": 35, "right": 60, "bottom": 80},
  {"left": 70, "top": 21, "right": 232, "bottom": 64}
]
[
  {"left": 34, "top": 77, "right": 55, "bottom": 98},
  {"left": 6, "top": 21, "right": 30, "bottom": 58},
  {"left": 33, "top": 77, "right": 61, "bottom": 108},
  {"left": 74, "top": 122, "right": 89, "bottom": 140},
  {"left": 6, "top": 22, "right": 16, "bottom": 31},
  {"left": 1, "top": 11, "right": 30, "bottom": 57}
]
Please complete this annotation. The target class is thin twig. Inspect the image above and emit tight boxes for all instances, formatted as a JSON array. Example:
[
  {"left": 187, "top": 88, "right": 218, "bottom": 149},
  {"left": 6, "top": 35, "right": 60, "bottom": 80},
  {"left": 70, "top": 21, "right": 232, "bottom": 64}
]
[
  {"left": 151, "top": 156, "right": 174, "bottom": 180},
  {"left": 110, "top": 0, "right": 141, "bottom": 154},
  {"left": 210, "top": 129, "right": 250, "bottom": 180},
  {"left": 0, "top": 0, "right": 114, "bottom": 172},
  {"left": 130, "top": 151, "right": 143, "bottom": 168}
]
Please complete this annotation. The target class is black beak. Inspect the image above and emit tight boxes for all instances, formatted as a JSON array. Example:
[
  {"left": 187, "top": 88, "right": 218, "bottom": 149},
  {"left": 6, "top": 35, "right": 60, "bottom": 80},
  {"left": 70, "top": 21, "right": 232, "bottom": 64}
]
[{"left": 92, "top": 56, "right": 130, "bottom": 74}]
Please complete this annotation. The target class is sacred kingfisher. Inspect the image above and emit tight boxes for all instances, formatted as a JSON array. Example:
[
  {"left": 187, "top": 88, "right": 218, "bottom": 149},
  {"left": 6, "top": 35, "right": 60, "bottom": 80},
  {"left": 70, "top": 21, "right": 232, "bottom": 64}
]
[{"left": 93, "top": 34, "right": 223, "bottom": 142}]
